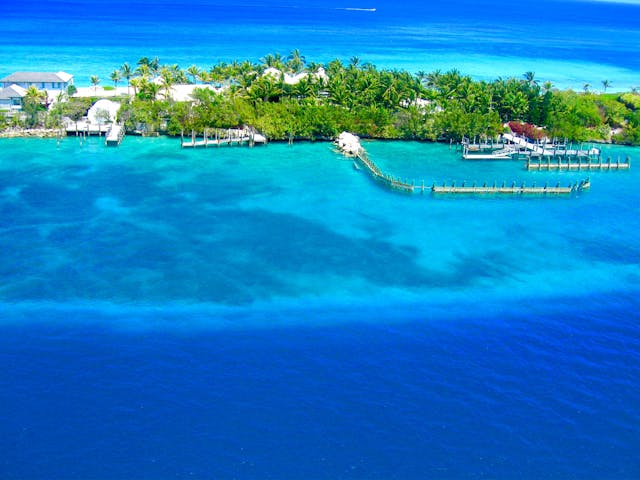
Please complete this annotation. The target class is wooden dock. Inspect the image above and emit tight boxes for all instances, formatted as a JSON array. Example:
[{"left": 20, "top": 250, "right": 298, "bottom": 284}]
[
  {"left": 335, "top": 131, "right": 595, "bottom": 198},
  {"left": 527, "top": 156, "right": 630, "bottom": 171},
  {"left": 354, "top": 150, "right": 415, "bottom": 193},
  {"left": 105, "top": 123, "right": 125, "bottom": 146},
  {"left": 431, "top": 179, "right": 591, "bottom": 195},
  {"left": 461, "top": 134, "right": 605, "bottom": 162},
  {"left": 66, "top": 121, "right": 110, "bottom": 136},
  {"left": 181, "top": 127, "right": 266, "bottom": 148}
]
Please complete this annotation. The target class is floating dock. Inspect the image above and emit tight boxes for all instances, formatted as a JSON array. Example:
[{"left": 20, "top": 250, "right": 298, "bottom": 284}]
[
  {"left": 526, "top": 156, "right": 630, "bottom": 171},
  {"left": 181, "top": 127, "right": 266, "bottom": 148}
]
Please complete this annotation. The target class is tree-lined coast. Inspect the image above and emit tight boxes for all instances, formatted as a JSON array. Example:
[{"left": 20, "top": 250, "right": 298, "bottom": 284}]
[{"left": 2, "top": 52, "right": 640, "bottom": 145}]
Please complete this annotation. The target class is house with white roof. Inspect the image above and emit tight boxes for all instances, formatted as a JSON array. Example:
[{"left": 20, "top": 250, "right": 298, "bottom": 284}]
[
  {"left": 0, "top": 84, "right": 27, "bottom": 111},
  {"left": 0, "top": 71, "right": 74, "bottom": 91},
  {"left": 262, "top": 67, "right": 329, "bottom": 85},
  {"left": 87, "top": 99, "right": 120, "bottom": 124}
]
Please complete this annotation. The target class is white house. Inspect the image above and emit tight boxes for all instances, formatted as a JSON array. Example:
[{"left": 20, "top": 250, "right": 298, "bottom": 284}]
[
  {"left": 0, "top": 71, "right": 74, "bottom": 91},
  {"left": 0, "top": 84, "right": 27, "bottom": 111},
  {"left": 262, "top": 67, "right": 329, "bottom": 85},
  {"left": 87, "top": 99, "right": 120, "bottom": 124}
]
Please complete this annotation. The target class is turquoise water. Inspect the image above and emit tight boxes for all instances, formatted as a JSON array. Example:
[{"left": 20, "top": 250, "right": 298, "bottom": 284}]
[
  {"left": 1, "top": 137, "right": 640, "bottom": 478},
  {"left": 3, "top": 137, "right": 638, "bottom": 320},
  {"left": 3, "top": 1, "right": 640, "bottom": 476}
]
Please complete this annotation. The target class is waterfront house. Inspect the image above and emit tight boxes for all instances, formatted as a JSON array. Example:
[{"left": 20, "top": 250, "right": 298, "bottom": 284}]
[
  {"left": 0, "top": 71, "right": 74, "bottom": 91},
  {"left": 0, "top": 84, "right": 27, "bottom": 111}
]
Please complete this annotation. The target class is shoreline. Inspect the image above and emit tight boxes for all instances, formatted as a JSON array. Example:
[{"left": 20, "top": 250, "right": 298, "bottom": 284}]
[
  {"left": 0, "top": 130, "right": 635, "bottom": 148},
  {"left": 0, "top": 128, "right": 65, "bottom": 139}
]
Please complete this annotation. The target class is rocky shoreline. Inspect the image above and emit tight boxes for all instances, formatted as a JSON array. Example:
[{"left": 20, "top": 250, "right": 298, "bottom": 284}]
[{"left": 0, "top": 128, "right": 65, "bottom": 138}]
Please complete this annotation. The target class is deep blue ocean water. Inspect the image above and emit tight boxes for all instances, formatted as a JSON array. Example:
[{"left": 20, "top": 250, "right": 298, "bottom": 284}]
[
  {"left": 1, "top": 137, "right": 639, "bottom": 478},
  {"left": 2, "top": 1, "right": 640, "bottom": 477},
  {"left": 2, "top": 0, "right": 640, "bottom": 89}
]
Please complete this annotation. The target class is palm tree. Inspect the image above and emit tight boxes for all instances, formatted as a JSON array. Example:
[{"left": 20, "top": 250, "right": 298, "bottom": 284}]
[
  {"left": 523, "top": 71, "right": 537, "bottom": 86},
  {"left": 120, "top": 63, "right": 133, "bottom": 95},
  {"left": 110, "top": 70, "right": 121, "bottom": 90},
  {"left": 260, "top": 53, "right": 285, "bottom": 70},
  {"left": 287, "top": 49, "right": 306, "bottom": 74},
  {"left": 137, "top": 56, "right": 151, "bottom": 69},
  {"left": 425, "top": 70, "right": 442, "bottom": 89},
  {"left": 602, "top": 79, "right": 611, "bottom": 93},
  {"left": 23, "top": 86, "right": 47, "bottom": 127},
  {"left": 349, "top": 56, "right": 361, "bottom": 69},
  {"left": 187, "top": 65, "right": 200, "bottom": 84},
  {"left": 159, "top": 67, "right": 174, "bottom": 100},
  {"left": 90, "top": 75, "right": 100, "bottom": 94},
  {"left": 136, "top": 64, "right": 151, "bottom": 79},
  {"left": 583, "top": 83, "right": 591, "bottom": 93},
  {"left": 150, "top": 56, "right": 160, "bottom": 74},
  {"left": 542, "top": 81, "right": 554, "bottom": 93}
]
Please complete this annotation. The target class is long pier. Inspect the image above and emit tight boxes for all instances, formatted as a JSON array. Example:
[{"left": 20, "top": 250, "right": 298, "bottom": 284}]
[
  {"left": 431, "top": 179, "right": 590, "bottom": 195},
  {"left": 336, "top": 131, "right": 593, "bottom": 198},
  {"left": 181, "top": 127, "right": 266, "bottom": 148},
  {"left": 355, "top": 150, "right": 415, "bottom": 193},
  {"left": 527, "top": 156, "right": 630, "bottom": 171},
  {"left": 335, "top": 132, "right": 414, "bottom": 193}
]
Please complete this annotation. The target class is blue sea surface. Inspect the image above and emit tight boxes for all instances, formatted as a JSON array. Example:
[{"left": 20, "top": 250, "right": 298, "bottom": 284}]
[
  {"left": 2, "top": 0, "right": 640, "bottom": 89},
  {"left": 2, "top": 1, "right": 640, "bottom": 477},
  {"left": 1, "top": 137, "right": 639, "bottom": 478}
]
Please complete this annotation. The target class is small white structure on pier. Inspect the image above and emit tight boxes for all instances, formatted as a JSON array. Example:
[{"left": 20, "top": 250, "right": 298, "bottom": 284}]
[{"left": 335, "top": 132, "right": 363, "bottom": 156}]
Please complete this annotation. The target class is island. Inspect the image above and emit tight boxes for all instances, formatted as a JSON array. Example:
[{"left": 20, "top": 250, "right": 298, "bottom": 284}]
[{"left": 0, "top": 51, "right": 639, "bottom": 147}]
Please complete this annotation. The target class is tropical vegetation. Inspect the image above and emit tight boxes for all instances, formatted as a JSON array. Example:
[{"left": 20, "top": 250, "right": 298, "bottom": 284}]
[{"left": 3, "top": 51, "right": 640, "bottom": 145}]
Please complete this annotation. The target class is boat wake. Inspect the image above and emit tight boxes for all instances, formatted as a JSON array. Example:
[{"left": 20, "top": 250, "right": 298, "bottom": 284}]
[{"left": 336, "top": 7, "right": 377, "bottom": 12}]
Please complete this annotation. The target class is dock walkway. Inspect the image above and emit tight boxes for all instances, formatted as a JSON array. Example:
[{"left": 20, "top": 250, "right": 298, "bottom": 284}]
[
  {"left": 336, "top": 131, "right": 592, "bottom": 198},
  {"left": 527, "top": 156, "right": 630, "bottom": 171},
  {"left": 66, "top": 121, "right": 110, "bottom": 136},
  {"left": 181, "top": 127, "right": 266, "bottom": 148},
  {"left": 431, "top": 179, "right": 590, "bottom": 195},
  {"left": 334, "top": 132, "right": 414, "bottom": 193},
  {"left": 462, "top": 133, "right": 604, "bottom": 162},
  {"left": 105, "top": 123, "right": 125, "bottom": 146}
]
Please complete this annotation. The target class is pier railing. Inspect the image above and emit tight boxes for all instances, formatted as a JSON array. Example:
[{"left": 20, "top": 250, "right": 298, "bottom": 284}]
[
  {"left": 105, "top": 123, "right": 125, "bottom": 146},
  {"left": 181, "top": 127, "right": 266, "bottom": 148},
  {"left": 431, "top": 179, "right": 590, "bottom": 195},
  {"left": 352, "top": 147, "right": 415, "bottom": 193},
  {"left": 336, "top": 131, "right": 593, "bottom": 198},
  {"left": 526, "top": 155, "right": 630, "bottom": 171},
  {"left": 461, "top": 133, "right": 613, "bottom": 165}
]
